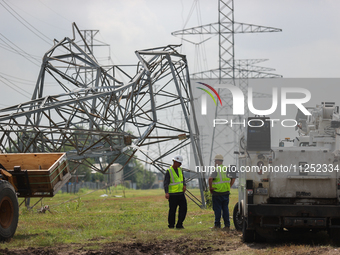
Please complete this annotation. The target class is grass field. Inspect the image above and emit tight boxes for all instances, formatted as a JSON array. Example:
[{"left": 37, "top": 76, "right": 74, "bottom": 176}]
[{"left": 1, "top": 187, "right": 340, "bottom": 254}]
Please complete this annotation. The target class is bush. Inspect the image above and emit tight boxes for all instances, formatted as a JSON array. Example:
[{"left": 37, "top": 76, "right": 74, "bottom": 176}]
[{"left": 204, "top": 190, "right": 212, "bottom": 209}]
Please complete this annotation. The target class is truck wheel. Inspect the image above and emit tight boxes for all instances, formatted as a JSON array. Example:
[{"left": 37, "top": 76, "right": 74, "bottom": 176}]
[
  {"left": 0, "top": 180, "right": 19, "bottom": 241},
  {"left": 233, "top": 202, "right": 243, "bottom": 231},
  {"left": 242, "top": 218, "right": 254, "bottom": 243}
]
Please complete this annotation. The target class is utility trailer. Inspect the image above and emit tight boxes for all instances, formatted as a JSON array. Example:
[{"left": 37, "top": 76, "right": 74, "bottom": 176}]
[
  {"left": 0, "top": 153, "right": 71, "bottom": 241},
  {"left": 233, "top": 103, "right": 340, "bottom": 242}
]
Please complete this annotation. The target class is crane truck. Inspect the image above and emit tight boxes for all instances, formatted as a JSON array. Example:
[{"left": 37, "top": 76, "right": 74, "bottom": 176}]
[{"left": 233, "top": 102, "right": 340, "bottom": 242}]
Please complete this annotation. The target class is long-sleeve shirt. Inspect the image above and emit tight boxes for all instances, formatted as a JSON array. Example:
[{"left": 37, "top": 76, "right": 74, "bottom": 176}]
[{"left": 164, "top": 167, "right": 186, "bottom": 195}]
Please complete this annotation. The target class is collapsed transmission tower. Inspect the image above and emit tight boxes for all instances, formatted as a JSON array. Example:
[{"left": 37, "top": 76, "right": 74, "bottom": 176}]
[{"left": 0, "top": 23, "right": 206, "bottom": 206}]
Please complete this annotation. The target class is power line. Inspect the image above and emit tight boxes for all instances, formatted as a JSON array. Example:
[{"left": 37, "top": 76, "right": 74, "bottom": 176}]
[
  {"left": 0, "top": 74, "right": 32, "bottom": 94},
  {"left": 0, "top": 71, "right": 58, "bottom": 88},
  {"left": 0, "top": 34, "right": 41, "bottom": 67},
  {"left": 0, "top": 75, "right": 31, "bottom": 98},
  {"left": 177, "top": 0, "right": 210, "bottom": 73},
  {"left": 0, "top": 75, "right": 34, "bottom": 87},
  {"left": 0, "top": 41, "right": 41, "bottom": 60},
  {"left": 37, "top": 0, "right": 73, "bottom": 24},
  {"left": 183, "top": 0, "right": 199, "bottom": 29},
  {"left": 0, "top": 71, "right": 37, "bottom": 84},
  {"left": 0, "top": 0, "right": 52, "bottom": 45},
  {"left": 8, "top": 0, "right": 70, "bottom": 33},
  {"left": 195, "top": 0, "right": 209, "bottom": 72}
]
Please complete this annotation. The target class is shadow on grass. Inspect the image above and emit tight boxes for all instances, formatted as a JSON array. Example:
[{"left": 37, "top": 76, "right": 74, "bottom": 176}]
[
  {"left": 13, "top": 233, "right": 39, "bottom": 240},
  {"left": 13, "top": 231, "right": 55, "bottom": 241}
]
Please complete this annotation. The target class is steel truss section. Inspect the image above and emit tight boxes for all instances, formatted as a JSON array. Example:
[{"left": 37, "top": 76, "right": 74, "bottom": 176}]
[{"left": 0, "top": 23, "right": 206, "bottom": 204}]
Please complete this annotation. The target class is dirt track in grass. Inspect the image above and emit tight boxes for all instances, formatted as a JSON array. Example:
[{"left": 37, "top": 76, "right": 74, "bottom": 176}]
[{"left": 2, "top": 230, "right": 340, "bottom": 255}]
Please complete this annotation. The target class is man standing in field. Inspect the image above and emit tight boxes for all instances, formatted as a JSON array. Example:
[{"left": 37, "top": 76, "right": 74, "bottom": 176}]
[
  {"left": 164, "top": 155, "right": 187, "bottom": 229},
  {"left": 209, "top": 154, "right": 235, "bottom": 231}
]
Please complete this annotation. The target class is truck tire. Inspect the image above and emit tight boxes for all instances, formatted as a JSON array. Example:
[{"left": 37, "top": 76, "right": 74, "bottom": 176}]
[
  {"left": 0, "top": 180, "right": 19, "bottom": 241},
  {"left": 233, "top": 202, "right": 243, "bottom": 231},
  {"left": 242, "top": 218, "right": 254, "bottom": 243}
]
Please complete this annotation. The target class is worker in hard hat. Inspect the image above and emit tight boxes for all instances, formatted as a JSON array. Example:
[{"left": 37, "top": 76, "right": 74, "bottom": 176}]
[
  {"left": 209, "top": 154, "right": 235, "bottom": 231},
  {"left": 163, "top": 155, "right": 187, "bottom": 229}
]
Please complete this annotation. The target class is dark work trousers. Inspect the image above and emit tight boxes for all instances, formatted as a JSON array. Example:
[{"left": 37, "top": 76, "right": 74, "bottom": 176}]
[
  {"left": 212, "top": 194, "right": 230, "bottom": 227},
  {"left": 168, "top": 193, "right": 187, "bottom": 228}
]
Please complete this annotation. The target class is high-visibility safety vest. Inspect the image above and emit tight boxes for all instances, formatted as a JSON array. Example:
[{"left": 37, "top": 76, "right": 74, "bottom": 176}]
[
  {"left": 212, "top": 164, "right": 231, "bottom": 193},
  {"left": 168, "top": 166, "right": 184, "bottom": 193}
]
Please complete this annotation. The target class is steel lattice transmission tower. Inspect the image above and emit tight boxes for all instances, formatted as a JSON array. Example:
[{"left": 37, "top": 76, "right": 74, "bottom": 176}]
[
  {"left": 80, "top": 29, "right": 99, "bottom": 86},
  {"left": 0, "top": 23, "right": 207, "bottom": 206},
  {"left": 172, "top": 0, "right": 282, "bottom": 166},
  {"left": 78, "top": 29, "right": 110, "bottom": 86}
]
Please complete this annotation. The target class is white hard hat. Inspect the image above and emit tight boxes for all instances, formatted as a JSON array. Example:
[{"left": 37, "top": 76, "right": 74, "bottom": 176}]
[
  {"left": 172, "top": 155, "right": 183, "bottom": 163},
  {"left": 214, "top": 154, "right": 224, "bottom": 161}
]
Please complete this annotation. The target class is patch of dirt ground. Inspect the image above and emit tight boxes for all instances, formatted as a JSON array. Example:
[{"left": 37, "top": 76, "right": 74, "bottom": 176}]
[
  {"left": 1, "top": 239, "right": 217, "bottom": 255},
  {"left": 1, "top": 230, "right": 340, "bottom": 255}
]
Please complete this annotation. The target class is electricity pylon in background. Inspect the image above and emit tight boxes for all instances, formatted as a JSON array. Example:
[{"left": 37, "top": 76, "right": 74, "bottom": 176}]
[{"left": 172, "top": 0, "right": 282, "bottom": 167}]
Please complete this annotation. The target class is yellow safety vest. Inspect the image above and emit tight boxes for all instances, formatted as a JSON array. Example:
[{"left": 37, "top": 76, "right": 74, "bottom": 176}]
[
  {"left": 168, "top": 166, "right": 184, "bottom": 193},
  {"left": 212, "top": 164, "right": 231, "bottom": 193}
]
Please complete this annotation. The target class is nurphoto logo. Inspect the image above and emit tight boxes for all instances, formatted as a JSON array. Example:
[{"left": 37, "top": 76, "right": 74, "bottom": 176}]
[
  {"left": 197, "top": 83, "right": 312, "bottom": 128},
  {"left": 198, "top": 83, "right": 311, "bottom": 116},
  {"left": 196, "top": 82, "right": 222, "bottom": 115}
]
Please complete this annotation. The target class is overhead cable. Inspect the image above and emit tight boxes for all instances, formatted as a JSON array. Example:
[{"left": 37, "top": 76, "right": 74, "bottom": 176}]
[
  {"left": 0, "top": 0, "right": 52, "bottom": 45},
  {"left": 0, "top": 75, "right": 31, "bottom": 98},
  {"left": 0, "top": 33, "right": 41, "bottom": 67}
]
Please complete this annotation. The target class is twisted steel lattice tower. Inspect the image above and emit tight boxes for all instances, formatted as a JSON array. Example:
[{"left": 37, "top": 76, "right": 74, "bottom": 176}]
[{"left": 0, "top": 23, "right": 206, "bottom": 205}]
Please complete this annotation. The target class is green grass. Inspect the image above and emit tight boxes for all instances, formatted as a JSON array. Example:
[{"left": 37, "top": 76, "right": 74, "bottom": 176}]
[
  {"left": 2, "top": 188, "right": 238, "bottom": 249},
  {"left": 2, "top": 188, "right": 337, "bottom": 254}
]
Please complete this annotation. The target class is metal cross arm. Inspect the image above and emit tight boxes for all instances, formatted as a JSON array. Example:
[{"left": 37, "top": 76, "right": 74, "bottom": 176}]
[{"left": 172, "top": 22, "right": 281, "bottom": 36}]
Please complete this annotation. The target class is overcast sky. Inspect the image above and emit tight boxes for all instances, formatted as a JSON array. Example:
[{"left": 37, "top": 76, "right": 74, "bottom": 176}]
[{"left": 1, "top": 0, "right": 340, "bottom": 109}]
